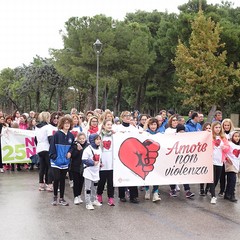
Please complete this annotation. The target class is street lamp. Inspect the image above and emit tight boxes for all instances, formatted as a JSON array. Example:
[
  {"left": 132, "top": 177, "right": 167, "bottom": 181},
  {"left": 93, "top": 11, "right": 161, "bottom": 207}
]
[{"left": 93, "top": 39, "right": 102, "bottom": 109}]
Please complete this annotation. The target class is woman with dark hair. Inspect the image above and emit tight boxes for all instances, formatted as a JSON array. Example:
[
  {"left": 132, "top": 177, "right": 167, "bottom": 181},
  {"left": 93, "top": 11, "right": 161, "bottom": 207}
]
[
  {"left": 144, "top": 118, "right": 161, "bottom": 202},
  {"left": 49, "top": 115, "right": 75, "bottom": 206}
]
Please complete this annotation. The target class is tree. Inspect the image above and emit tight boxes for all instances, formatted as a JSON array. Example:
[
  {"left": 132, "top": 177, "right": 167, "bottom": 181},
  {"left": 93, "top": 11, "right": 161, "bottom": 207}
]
[{"left": 173, "top": 9, "right": 240, "bottom": 118}]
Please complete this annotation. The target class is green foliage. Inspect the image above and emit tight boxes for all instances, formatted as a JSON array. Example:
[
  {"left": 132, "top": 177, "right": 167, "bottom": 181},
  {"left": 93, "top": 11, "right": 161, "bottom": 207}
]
[{"left": 173, "top": 9, "right": 240, "bottom": 112}]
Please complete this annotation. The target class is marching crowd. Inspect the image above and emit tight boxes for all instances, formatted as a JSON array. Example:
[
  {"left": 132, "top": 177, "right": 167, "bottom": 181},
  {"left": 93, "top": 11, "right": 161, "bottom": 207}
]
[{"left": 0, "top": 108, "right": 239, "bottom": 209}]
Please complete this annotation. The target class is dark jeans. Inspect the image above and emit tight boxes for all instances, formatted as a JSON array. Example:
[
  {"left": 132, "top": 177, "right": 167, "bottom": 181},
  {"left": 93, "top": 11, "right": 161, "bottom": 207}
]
[
  {"left": 38, "top": 151, "right": 52, "bottom": 184},
  {"left": 118, "top": 186, "right": 138, "bottom": 200},
  {"left": 71, "top": 171, "right": 84, "bottom": 197},
  {"left": 207, "top": 165, "right": 222, "bottom": 197},
  {"left": 225, "top": 172, "right": 236, "bottom": 196},
  {"left": 52, "top": 168, "right": 68, "bottom": 198},
  {"left": 219, "top": 163, "right": 226, "bottom": 193},
  {"left": 97, "top": 170, "right": 114, "bottom": 198}
]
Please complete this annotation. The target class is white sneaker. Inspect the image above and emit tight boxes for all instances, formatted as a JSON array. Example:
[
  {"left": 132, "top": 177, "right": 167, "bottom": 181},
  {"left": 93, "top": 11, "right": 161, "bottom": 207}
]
[
  {"left": 74, "top": 196, "right": 80, "bottom": 205},
  {"left": 69, "top": 180, "right": 73, "bottom": 188},
  {"left": 145, "top": 190, "right": 150, "bottom": 200},
  {"left": 92, "top": 200, "right": 102, "bottom": 206},
  {"left": 78, "top": 196, "right": 83, "bottom": 203},
  {"left": 152, "top": 192, "right": 161, "bottom": 202},
  {"left": 86, "top": 204, "right": 94, "bottom": 210},
  {"left": 176, "top": 185, "right": 180, "bottom": 191},
  {"left": 0, "top": 168, "right": 4, "bottom": 173},
  {"left": 211, "top": 197, "right": 217, "bottom": 204}
]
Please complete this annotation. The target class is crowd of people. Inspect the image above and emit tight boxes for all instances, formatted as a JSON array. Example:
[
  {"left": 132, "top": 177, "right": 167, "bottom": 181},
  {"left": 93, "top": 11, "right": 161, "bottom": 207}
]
[{"left": 0, "top": 108, "right": 239, "bottom": 209}]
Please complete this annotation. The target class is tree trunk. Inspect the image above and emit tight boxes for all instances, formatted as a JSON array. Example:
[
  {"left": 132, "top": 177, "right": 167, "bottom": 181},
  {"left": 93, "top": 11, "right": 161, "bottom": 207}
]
[
  {"left": 58, "top": 89, "right": 63, "bottom": 112},
  {"left": 134, "top": 84, "right": 142, "bottom": 111},
  {"left": 28, "top": 95, "right": 32, "bottom": 111},
  {"left": 207, "top": 105, "right": 217, "bottom": 122},
  {"left": 48, "top": 88, "right": 55, "bottom": 111},
  {"left": 36, "top": 88, "right": 40, "bottom": 113},
  {"left": 102, "top": 84, "right": 109, "bottom": 110},
  {"left": 114, "top": 80, "right": 122, "bottom": 116}
]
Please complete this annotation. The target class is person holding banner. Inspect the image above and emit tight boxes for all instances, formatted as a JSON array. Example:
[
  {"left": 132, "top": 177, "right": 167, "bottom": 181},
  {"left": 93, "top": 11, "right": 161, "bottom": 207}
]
[
  {"left": 50, "top": 115, "right": 75, "bottom": 206},
  {"left": 117, "top": 111, "right": 139, "bottom": 204},
  {"left": 207, "top": 121, "right": 230, "bottom": 204},
  {"left": 169, "top": 124, "right": 195, "bottom": 198},
  {"left": 144, "top": 117, "right": 161, "bottom": 202},
  {"left": 0, "top": 116, "right": 7, "bottom": 173}
]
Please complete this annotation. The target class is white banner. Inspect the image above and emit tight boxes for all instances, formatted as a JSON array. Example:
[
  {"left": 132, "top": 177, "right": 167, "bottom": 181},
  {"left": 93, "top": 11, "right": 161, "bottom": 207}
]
[
  {"left": 113, "top": 131, "right": 213, "bottom": 186},
  {"left": 1, "top": 127, "right": 36, "bottom": 163}
]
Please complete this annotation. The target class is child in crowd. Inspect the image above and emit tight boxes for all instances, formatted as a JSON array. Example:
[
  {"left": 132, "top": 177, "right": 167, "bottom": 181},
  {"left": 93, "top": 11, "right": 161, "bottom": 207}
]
[
  {"left": 68, "top": 132, "right": 89, "bottom": 205},
  {"left": 82, "top": 133, "right": 102, "bottom": 210},
  {"left": 224, "top": 131, "right": 240, "bottom": 202},
  {"left": 49, "top": 115, "right": 75, "bottom": 206},
  {"left": 207, "top": 121, "right": 230, "bottom": 204},
  {"left": 97, "top": 120, "right": 115, "bottom": 206}
]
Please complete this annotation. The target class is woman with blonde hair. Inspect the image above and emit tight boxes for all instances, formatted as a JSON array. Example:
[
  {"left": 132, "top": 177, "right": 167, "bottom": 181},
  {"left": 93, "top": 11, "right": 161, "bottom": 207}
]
[
  {"left": 35, "top": 111, "right": 52, "bottom": 191},
  {"left": 219, "top": 118, "right": 235, "bottom": 197}
]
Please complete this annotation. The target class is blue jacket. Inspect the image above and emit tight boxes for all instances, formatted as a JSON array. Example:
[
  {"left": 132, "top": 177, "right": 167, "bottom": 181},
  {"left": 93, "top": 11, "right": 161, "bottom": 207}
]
[
  {"left": 49, "top": 130, "right": 75, "bottom": 169},
  {"left": 185, "top": 119, "right": 202, "bottom": 132}
]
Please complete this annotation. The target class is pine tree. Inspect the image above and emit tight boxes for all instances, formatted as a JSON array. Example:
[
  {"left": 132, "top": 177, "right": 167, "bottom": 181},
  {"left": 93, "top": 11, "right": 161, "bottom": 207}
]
[{"left": 173, "top": 9, "right": 239, "bottom": 115}]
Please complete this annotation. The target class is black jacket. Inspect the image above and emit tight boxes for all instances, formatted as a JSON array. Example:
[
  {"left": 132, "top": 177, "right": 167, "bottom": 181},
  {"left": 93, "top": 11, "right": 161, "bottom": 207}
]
[{"left": 69, "top": 141, "right": 89, "bottom": 173}]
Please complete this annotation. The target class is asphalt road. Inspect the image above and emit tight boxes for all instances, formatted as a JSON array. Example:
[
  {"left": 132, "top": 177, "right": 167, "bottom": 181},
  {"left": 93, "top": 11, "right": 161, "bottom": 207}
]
[{"left": 0, "top": 170, "right": 240, "bottom": 240}]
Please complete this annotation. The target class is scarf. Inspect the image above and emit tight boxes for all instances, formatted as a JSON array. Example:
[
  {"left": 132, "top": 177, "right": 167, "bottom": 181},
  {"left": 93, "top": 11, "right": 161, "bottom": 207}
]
[{"left": 89, "top": 125, "right": 98, "bottom": 134}]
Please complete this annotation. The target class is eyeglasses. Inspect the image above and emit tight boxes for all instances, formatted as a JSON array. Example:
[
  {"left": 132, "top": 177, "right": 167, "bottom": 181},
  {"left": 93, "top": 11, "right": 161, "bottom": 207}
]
[{"left": 124, "top": 114, "right": 131, "bottom": 117}]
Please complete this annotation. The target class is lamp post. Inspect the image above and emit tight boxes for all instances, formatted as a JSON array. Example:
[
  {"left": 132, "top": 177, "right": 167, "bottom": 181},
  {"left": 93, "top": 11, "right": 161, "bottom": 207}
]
[{"left": 93, "top": 39, "right": 102, "bottom": 109}]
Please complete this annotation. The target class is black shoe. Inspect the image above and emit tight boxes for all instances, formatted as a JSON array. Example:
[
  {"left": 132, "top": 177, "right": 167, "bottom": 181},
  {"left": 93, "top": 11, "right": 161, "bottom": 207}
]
[
  {"left": 204, "top": 188, "right": 209, "bottom": 195},
  {"left": 130, "top": 198, "right": 139, "bottom": 204},
  {"left": 224, "top": 194, "right": 230, "bottom": 200},
  {"left": 229, "top": 195, "right": 238, "bottom": 202},
  {"left": 120, "top": 197, "right": 127, "bottom": 202},
  {"left": 218, "top": 192, "right": 224, "bottom": 197},
  {"left": 199, "top": 189, "right": 206, "bottom": 196}
]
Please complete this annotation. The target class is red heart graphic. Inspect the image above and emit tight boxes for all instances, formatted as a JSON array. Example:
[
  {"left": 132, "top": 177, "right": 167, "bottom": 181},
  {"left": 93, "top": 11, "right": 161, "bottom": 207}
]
[
  {"left": 93, "top": 154, "right": 100, "bottom": 162},
  {"left": 118, "top": 138, "right": 160, "bottom": 180},
  {"left": 71, "top": 131, "right": 78, "bottom": 138},
  {"left": 103, "top": 140, "right": 111, "bottom": 150},
  {"left": 233, "top": 149, "right": 240, "bottom": 158},
  {"left": 215, "top": 139, "right": 221, "bottom": 147}
]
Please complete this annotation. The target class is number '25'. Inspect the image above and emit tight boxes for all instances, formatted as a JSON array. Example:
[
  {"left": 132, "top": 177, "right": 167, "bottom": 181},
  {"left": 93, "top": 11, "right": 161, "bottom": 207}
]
[{"left": 3, "top": 144, "right": 26, "bottom": 161}]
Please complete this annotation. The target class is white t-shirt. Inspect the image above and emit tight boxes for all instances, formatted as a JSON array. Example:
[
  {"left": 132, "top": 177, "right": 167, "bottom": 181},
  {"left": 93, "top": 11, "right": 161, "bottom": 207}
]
[
  {"left": 101, "top": 134, "right": 113, "bottom": 171},
  {"left": 164, "top": 127, "right": 176, "bottom": 134},
  {"left": 82, "top": 146, "right": 102, "bottom": 181},
  {"left": 47, "top": 124, "right": 58, "bottom": 138},
  {"left": 226, "top": 141, "right": 240, "bottom": 171},
  {"left": 35, "top": 124, "right": 50, "bottom": 153},
  {"left": 213, "top": 136, "right": 224, "bottom": 166}
]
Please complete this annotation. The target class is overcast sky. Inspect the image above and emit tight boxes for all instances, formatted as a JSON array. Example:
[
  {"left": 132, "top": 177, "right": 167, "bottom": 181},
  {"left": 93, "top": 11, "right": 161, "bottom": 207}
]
[{"left": 0, "top": 0, "right": 239, "bottom": 70}]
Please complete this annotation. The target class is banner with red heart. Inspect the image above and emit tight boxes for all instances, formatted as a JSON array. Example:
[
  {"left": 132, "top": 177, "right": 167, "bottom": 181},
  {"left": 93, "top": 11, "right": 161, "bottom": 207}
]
[{"left": 118, "top": 138, "right": 160, "bottom": 180}]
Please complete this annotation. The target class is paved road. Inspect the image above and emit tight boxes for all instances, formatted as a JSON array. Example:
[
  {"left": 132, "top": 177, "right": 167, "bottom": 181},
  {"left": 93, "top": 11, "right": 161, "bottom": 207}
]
[{"left": 0, "top": 170, "right": 240, "bottom": 240}]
